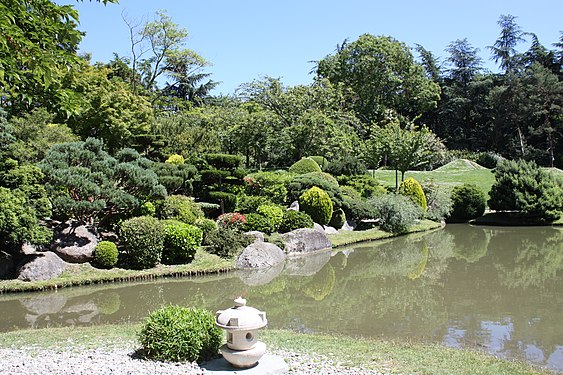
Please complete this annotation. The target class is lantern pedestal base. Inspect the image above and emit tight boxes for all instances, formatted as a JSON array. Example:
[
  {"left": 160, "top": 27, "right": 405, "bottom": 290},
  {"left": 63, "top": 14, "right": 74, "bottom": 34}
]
[{"left": 220, "top": 341, "right": 267, "bottom": 368}]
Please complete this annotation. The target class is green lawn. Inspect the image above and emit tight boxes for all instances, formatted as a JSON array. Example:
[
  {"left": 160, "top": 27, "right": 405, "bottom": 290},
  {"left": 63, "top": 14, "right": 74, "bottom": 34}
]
[{"left": 371, "top": 159, "right": 496, "bottom": 194}]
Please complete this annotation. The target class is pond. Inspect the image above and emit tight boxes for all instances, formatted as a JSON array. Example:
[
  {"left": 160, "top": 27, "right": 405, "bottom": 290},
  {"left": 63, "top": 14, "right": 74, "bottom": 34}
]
[{"left": 0, "top": 224, "right": 562, "bottom": 371}]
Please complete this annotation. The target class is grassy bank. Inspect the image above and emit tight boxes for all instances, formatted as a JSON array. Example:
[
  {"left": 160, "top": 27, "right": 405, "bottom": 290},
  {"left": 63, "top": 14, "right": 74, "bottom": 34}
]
[
  {"left": 329, "top": 219, "right": 443, "bottom": 248},
  {"left": 372, "top": 159, "right": 496, "bottom": 195},
  {"left": 0, "top": 249, "right": 234, "bottom": 294},
  {"left": 0, "top": 324, "right": 551, "bottom": 375}
]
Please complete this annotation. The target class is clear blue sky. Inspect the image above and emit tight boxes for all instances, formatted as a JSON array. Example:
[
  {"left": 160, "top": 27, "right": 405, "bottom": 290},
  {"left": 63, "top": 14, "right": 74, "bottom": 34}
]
[{"left": 57, "top": 0, "right": 562, "bottom": 95}]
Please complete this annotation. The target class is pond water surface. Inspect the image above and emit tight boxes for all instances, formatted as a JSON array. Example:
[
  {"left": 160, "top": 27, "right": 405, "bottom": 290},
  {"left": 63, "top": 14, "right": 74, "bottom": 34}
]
[{"left": 1, "top": 224, "right": 562, "bottom": 371}]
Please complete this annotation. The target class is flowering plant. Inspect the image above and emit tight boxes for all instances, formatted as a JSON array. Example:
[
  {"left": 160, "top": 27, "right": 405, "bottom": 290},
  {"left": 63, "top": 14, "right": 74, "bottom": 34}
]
[{"left": 217, "top": 212, "right": 246, "bottom": 230}]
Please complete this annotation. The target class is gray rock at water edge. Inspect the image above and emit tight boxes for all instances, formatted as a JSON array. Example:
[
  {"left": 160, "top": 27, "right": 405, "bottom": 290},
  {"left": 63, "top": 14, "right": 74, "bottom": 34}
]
[
  {"left": 313, "top": 223, "right": 325, "bottom": 233},
  {"left": 341, "top": 220, "right": 356, "bottom": 231},
  {"left": 288, "top": 201, "right": 299, "bottom": 211},
  {"left": 245, "top": 231, "right": 265, "bottom": 243},
  {"left": 52, "top": 221, "right": 98, "bottom": 263},
  {"left": 236, "top": 242, "right": 286, "bottom": 269},
  {"left": 17, "top": 252, "right": 66, "bottom": 282},
  {"left": 281, "top": 228, "right": 332, "bottom": 255},
  {"left": 0, "top": 251, "right": 15, "bottom": 279},
  {"left": 323, "top": 225, "right": 338, "bottom": 234}
]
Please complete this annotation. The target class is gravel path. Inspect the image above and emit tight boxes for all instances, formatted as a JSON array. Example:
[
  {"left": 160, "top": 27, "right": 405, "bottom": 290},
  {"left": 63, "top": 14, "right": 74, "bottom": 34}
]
[{"left": 0, "top": 347, "right": 388, "bottom": 375}]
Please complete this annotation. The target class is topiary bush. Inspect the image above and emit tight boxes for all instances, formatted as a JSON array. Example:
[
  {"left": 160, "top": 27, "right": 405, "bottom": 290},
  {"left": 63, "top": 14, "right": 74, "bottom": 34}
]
[
  {"left": 119, "top": 216, "right": 164, "bottom": 269},
  {"left": 448, "top": 183, "right": 486, "bottom": 223},
  {"left": 139, "top": 305, "right": 222, "bottom": 363},
  {"left": 279, "top": 210, "right": 314, "bottom": 233},
  {"left": 256, "top": 204, "right": 284, "bottom": 232},
  {"left": 193, "top": 218, "right": 218, "bottom": 243},
  {"left": 207, "top": 191, "right": 237, "bottom": 213},
  {"left": 299, "top": 186, "right": 333, "bottom": 225},
  {"left": 371, "top": 194, "right": 422, "bottom": 234},
  {"left": 325, "top": 156, "right": 367, "bottom": 176},
  {"left": 308, "top": 156, "right": 329, "bottom": 170},
  {"left": 138, "top": 201, "right": 156, "bottom": 217},
  {"left": 161, "top": 220, "right": 203, "bottom": 264},
  {"left": 93, "top": 241, "right": 118, "bottom": 268},
  {"left": 288, "top": 157, "right": 322, "bottom": 174},
  {"left": 204, "top": 227, "right": 253, "bottom": 258},
  {"left": 243, "top": 212, "right": 273, "bottom": 234},
  {"left": 156, "top": 195, "right": 203, "bottom": 224},
  {"left": 287, "top": 172, "right": 343, "bottom": 208},
  {"left": 399, "top": 177, "right": 427, "bottom": 212},
  {"left": 165, "top": 154, "right": 185, "bottom": 165}
]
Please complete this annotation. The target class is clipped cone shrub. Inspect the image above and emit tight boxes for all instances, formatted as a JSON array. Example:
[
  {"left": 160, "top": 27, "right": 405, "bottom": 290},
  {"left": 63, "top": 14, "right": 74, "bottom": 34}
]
[
  {"left": 299, "top": 186, "right": 333, "bottom": 225},
  {"left": 399, "top": 177, "right": 427, "bottom": 212}
]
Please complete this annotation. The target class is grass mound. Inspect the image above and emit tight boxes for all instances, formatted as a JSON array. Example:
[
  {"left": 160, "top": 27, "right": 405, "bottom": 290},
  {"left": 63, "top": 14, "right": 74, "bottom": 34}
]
[{"left": 435, "top": 159, "right": 487, "bottom": 171}]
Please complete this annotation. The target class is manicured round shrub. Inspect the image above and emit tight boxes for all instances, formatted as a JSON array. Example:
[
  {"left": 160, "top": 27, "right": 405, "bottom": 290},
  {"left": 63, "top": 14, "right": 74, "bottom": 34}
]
[
  {"left": 279, "top": 210, "right": 314, "bottom": 233},
  {"left": 287, "top": 172, "right": 343, "bottom": 208},
  {"left": 204, "top": 227, "right": 253, "bottom": 258},
  {"left": 194, "top": 218, "right": 218, "bottom": 236},
  {"left": 156, "top": 195, "right": 203, "bottom": 224},
  {"left": 139, "top": 305, "right": 222, "bottom": 363},
  {"left": 299, "top": 186, "right": 333, "bottom": 225},
  {"left": 289, "top": 157, "right": 322, "bottom": 174},
  {"left": 325, "top": 156, "right": 367, "bottom": 176},
  {"left": 448, "top": 183, "right": 486, "bottom": 223},
  {"left": 165, "top": 154, "right": 185, "bottom": 165},
  {"left": 119, "top": 216, "right": 164, "bottom": 269},
  {"left": 243, "top": 212, "right": 272, "bottom": 233},
  {"left": 308, "top": 156, "right": 329, "bottom": 170},
  {"left": 371, "top": 194, "right": 421, "bottom": 234},
  {"left": 329, "top": 208, "right": 346, "bottom": 229},
  {"left": 207, "top": 191, "right": 237, "bottom": 213},
  {"left": 93, "top": 241, "right": 118, "bottom": 268},
  {"left": 161, "top": 220, "right": 203, "bottom": 264},
  {"left": 257, "top": 204, "right": 284, "bottom": 232},
  {"left": 399, "top": 177, "right": 427, "bottom": 212}
]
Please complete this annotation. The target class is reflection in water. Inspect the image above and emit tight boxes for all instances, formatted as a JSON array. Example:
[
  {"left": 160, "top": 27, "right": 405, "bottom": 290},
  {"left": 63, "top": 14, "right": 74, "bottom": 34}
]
[{"left": 0, "top": 225, "right": 562, "bottom": 371}]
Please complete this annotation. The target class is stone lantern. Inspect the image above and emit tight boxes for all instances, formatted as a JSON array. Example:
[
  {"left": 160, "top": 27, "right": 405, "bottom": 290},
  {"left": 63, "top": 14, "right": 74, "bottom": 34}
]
[{"left": 215, "top": 297, "right": 267, "bottom": 368}]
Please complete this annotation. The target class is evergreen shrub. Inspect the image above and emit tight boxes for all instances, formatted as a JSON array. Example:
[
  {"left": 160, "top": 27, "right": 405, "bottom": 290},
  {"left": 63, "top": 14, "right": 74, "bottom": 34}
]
[
  {"left": 422, "top": 182, "right": 452, "bottom": 221},
  {"left": 208, "top": 191, "right": 237, "bottom": 213},
  {"left": 243, "top": 212, "right": 272, "bottom": 233},
  {"left": 139, "top": 201, "right": 156, "bottom": 217},
  {"left": 120, "top": 216, "right": 164, "bottom": 269},
  {"left": 341, "top": 196, "right": 378, "bottom": 221},
  {"left": 339, "top": 174, "right": 385, "bottom": 198},
  {"left": 287, "top": 172, "right": 342, "bottom": 208},
  {"left": 156, "top": 195, "right": 203, "bottom": 224},
  {"left": 93, "top": 241, "right": 118, "bottom": 268},
  {"left": 139, "top": 305, "right": 222, "bottom": 363},
  {"left": 279, "top": 210, "right": 314, "bottom": 233},
  {"left": 165, "top": 154, "right": 185, "bottom": 165},
  {"left": 371, "top": 194, "right": 421, "bottom": 234},
  {"left": 193, "top": 218, "right": 218, "bottom": 237},
  {"left": 288, "top": 157, "right": 322, "bottom": 174},
  {"left": 257, "top": 204, "right": 284, "bottom": 232},
  {"left": 448, "top": 184, "right": 486, "bottom": 223},
  {"left": 244, "top": 171, "right": 291, "bottom": 204},
  {"left": 204, "top": 153, "right": 243, "bottom": 170},
  {"left": 399, "top": 177, "right": 427, "bottom": 212},
  {"left": 236, "top": 194, "right": 272, "bottom": 213},
  {"left": 204, "top": 228, "right": 253, "bottom": 258},
  {"left": 326, "top": 156, "right": 367, "bottom": 176},
  {"left": 308, "top": 156, "right": 329, "bottom": 170},
  {"left": 162, "top": 220, "right": 203, "bottom": 264},
  {"left": 488, "top": 159, "right": 563, "bottom": 222},
  {"left": 299, "top": 186, "right": 333, "bottom": 225}
]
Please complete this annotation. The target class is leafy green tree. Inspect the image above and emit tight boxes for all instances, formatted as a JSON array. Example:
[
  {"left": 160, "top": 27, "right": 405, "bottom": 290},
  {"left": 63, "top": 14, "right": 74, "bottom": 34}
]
[
  {"left": 40, "top": 138, "right": 166, "bottom": 226},
  {"left": 316, "top": 34, "right": 440, "bottom": 125},
  {"left": 368, "top": 117, "right": 445, "bottom": 189}
]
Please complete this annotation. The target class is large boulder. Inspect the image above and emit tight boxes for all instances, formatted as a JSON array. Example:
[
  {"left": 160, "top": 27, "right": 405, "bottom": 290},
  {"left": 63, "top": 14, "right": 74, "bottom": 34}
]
[
  {"left": 0, "top": 251, "right": 15, "bottom": 279},
  {"left": 236, "top": 242, "right": 286, "bottom": 269},
  {"left": 281, "top": 228, "right": 332, "bottom": 255},
  {"left": 52, "top": 221, "right": 98, "bottom": 263},
  {"left": 17, "top": 252, "right": 66, "bottom": 282}
]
